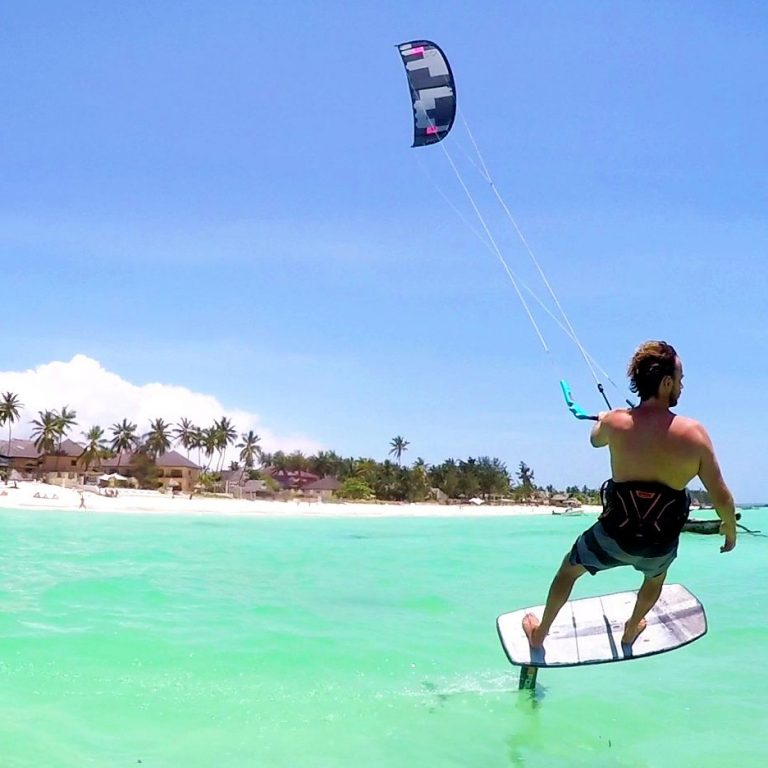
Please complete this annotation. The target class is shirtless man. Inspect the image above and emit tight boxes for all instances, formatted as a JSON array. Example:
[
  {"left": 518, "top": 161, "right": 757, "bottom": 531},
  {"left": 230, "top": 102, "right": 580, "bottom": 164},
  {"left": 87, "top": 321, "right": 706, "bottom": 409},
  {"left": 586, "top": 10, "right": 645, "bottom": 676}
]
[{"left": 523, "top": 340, "right": 737, "bottom": 650}]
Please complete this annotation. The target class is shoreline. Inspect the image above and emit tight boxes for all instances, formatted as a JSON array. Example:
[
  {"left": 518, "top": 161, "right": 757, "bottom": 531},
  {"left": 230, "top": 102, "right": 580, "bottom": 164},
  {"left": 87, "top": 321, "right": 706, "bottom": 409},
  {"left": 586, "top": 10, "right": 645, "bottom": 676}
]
[{"left": 0, "top": 481, "right": 604, "bottom": 518}]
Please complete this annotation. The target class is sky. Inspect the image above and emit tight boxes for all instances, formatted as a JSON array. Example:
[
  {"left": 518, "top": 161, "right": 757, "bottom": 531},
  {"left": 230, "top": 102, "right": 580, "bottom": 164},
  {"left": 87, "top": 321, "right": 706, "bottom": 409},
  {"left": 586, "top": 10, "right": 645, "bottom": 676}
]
[{"left": 1, "top": 2, "right": 766, "bottom": 499}]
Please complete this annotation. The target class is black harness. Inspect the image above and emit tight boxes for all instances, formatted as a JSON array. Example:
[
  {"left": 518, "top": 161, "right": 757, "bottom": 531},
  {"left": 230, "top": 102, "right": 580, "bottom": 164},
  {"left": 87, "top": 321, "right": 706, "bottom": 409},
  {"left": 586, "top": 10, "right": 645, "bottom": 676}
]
[{"left": 599, "top": 479, "right": 690, "bottom": 555}]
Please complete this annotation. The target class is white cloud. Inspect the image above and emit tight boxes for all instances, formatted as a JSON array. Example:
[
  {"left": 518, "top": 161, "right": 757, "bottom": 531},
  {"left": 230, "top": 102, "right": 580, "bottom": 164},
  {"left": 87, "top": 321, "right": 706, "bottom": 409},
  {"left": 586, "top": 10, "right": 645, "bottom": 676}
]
[{"left": 0, "top": 355, "right": 322, "bottom": 457}]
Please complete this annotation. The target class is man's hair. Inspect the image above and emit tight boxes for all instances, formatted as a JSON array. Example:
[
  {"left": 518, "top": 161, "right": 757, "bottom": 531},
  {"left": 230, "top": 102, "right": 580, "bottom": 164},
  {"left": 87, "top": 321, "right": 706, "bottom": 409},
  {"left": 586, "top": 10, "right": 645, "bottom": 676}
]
[{"left": 627, "top": 341, "right": 678, "bottom": 401}]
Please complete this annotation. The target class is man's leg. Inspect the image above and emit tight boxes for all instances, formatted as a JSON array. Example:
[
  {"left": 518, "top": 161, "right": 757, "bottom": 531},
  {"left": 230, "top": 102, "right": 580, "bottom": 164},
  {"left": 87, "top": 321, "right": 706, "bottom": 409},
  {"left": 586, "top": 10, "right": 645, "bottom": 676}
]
[
  {"left": 522, "top": 555, "right": 587, "bottom": 648},
  {"left": 622, "top": 571, "right": 667, "bottom": 645}
]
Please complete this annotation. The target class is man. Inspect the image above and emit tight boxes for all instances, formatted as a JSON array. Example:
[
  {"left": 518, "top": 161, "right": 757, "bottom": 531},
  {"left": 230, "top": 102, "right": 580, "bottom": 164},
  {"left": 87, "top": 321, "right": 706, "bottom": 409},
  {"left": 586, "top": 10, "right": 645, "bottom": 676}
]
[{"left": 523, "top": 340, "right": 737, "bottom": 650}]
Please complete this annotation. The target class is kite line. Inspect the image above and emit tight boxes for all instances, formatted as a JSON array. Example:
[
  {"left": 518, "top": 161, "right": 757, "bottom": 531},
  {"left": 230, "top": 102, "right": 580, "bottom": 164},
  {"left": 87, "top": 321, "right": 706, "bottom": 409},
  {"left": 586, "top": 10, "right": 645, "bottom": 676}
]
[{"left": 396, "top": 39, "right": 630, "bottom": 419}]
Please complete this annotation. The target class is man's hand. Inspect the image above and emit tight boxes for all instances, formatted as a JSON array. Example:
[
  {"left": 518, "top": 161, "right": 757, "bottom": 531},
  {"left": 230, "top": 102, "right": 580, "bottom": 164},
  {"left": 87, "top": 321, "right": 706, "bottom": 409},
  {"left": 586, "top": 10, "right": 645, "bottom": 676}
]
[{"left": 719, "top": 521, "right": 737, "bottom": 553}]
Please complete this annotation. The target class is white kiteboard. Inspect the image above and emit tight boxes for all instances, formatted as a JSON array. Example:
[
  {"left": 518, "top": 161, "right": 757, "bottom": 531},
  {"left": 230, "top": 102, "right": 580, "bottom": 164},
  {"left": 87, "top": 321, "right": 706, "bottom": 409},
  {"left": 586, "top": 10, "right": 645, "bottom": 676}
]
[{"left": 497, "top": 583, "right": 706, "bottom": 678}]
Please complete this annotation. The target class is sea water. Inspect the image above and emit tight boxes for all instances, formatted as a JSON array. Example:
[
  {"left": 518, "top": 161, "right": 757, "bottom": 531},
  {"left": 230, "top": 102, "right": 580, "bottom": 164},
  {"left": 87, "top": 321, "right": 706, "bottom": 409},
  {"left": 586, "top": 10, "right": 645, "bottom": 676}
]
[{"left": 0, "top": 507, "right": 765, "bottom": 768}]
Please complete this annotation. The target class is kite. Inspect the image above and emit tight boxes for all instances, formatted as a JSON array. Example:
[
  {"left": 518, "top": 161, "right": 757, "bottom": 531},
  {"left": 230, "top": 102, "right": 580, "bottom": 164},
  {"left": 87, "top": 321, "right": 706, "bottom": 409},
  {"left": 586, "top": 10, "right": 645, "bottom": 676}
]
[{"left": 397, "top": 40, "right": 456, "bottom": 147}]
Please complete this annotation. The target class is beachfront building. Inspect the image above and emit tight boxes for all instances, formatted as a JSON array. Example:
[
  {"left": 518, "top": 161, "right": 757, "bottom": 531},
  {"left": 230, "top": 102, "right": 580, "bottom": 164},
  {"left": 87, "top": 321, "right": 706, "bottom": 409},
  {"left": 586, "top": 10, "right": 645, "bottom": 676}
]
[
  {"left": 219, "top": 467, "right": 247, "bottom": 494},
  {"left": 302, "top": 476, "right": 341, "bottom": 501},
  {"left": 0, "top": 438, "right": 44, "bottom": 478},
  {"left": 218, "top": 468, "right": 274, "bottom": 499},
  {"left": 237, "top": 479, "right": 271, "bottom": 500},
  {"left": 551, "top": 492, "right": 581, "bottom": 508},
  {"left": 0, "top": 438, "right": 201, "bottom": 492},
  {"left": 99, "top": 450, "right": 201, "bottom": 494},
  {"left": 0, "top": 438, "right": 91, "bottom": 484},
  {"left": 39, "top": 439, "right": 87, "bottom": 483},
  {"left": 267, "top": 467, "right": 319, "bottom": 491},
  {"left": 84, "top": 452, "right": 139, "bottom": 489},
  {"left": 154, "top": 451, "right": 201, "bottom": 494}
]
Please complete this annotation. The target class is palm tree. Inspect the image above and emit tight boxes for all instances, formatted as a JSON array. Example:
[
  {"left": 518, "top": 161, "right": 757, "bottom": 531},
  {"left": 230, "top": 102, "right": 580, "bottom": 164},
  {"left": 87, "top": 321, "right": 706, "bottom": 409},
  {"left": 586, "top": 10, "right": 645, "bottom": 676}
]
[
  {"left": 268, "top": 451, "right": 309, "bottom": 490},
  {"left": 375, "top": 459, "right": 401, "bottom": 500},
  {"left": 516, "top": 461, "right": 535, "bottom": 495},
  {"left": 338, "top": 456, "right": 358, "bottom": 479},
  {"left": 173, "top": 418, "right": 197, "bottom": 458},
  {"left": 213, "top": 417, "right": 238, "bottom": 471},
  {"left": 268, "top": 451, "right": 288, "bottom": 485},
  {"left": 388, "top": 435, "right": 410, "bottom": 466},
  {"left": 110, "top": 419, "right": 139, "bottom": 470},
  {"left": 54, "top": 406, "right": 78, "bottom": 445},
  {"left": 310, "top": 450, "right": 341, "bottom": 478},
  {"left": 0, "top": 392, "right": 23, "bottom": 472},
  {"left": 53, "top": 405, "right": 78, "bottom": 471},
  {"left": 189, "top": 427, "right": 204, "bottom": 468},
  {"left": 80, "top": 426, "right": 108, "bottom": 473},
  {"left": 145, "top": 418, "right": 172, "bottom": 459},
  {"left": 286, "top": 451, "right": 309, "bottom": 472},
  {"left": 287, "top": 451, "right": 314, "bottom": 489},
  {"left": 351, "top": 457, "right": 377, "bottom": 480},
  {"left": 30, "top": 410, "right": 59, "bottom": 466},
  {"left": 201, "top": 427, "right": 218, "bottom": 471},
  {"left": 236, "top": 430, "right": 261, "bottom": 470}
]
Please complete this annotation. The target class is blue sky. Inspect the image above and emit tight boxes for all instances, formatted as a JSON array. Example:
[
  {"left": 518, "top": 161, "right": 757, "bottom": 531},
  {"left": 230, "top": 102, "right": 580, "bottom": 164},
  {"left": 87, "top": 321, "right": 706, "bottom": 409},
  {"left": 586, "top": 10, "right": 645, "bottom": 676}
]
[{"left": 1, "top": 2, "right": 766, "bottom": 499}]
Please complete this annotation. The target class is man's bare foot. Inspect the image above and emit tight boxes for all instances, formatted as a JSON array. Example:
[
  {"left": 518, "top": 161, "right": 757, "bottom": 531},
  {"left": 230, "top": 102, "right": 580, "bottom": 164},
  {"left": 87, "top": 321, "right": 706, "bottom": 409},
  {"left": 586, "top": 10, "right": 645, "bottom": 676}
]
[
  {"left": 621, "top": 617, "right": 647, "bottom": 646},
  {"left": 522, "top": 612, "right": 545, "bottom": 648}
]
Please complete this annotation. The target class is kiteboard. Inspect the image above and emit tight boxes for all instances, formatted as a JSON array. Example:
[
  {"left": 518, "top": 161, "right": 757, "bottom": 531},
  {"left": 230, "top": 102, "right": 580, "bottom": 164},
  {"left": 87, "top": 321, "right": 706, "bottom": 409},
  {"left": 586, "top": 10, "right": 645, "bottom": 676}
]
[{"left": 497, "top": 583, "right": 707, "bottom": 690}]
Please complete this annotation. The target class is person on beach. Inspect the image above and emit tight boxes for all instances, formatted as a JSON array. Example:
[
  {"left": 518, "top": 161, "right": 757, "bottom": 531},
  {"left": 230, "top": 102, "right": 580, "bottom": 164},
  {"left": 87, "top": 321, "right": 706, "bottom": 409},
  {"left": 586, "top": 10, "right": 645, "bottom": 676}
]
[{"left": 523, "top": 341, "right": 737, "bottom": 650}]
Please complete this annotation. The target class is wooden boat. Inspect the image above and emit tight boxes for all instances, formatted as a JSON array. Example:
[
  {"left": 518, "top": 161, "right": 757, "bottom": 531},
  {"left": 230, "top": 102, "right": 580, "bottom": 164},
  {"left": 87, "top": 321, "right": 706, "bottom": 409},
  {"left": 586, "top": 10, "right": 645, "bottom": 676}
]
[{"left": 683, "top": 512, "right": 741, "bottom": 535}]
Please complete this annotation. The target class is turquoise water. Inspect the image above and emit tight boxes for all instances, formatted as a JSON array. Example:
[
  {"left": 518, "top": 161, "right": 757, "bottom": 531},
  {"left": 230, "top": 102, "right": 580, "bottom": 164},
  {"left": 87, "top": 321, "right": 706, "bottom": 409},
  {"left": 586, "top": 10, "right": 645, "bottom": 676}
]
[{"left": 1, "top": 508, "right": 766, "bottom": 767}]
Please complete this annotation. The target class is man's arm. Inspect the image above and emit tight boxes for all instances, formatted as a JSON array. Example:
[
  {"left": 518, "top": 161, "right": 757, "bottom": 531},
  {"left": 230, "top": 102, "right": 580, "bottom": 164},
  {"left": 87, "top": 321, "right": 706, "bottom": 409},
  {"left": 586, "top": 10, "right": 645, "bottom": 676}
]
[
  {"left": 696, "top": 425, "right": 737, "bottom": 553},
  {"left": 590, "top": 411, "right": 610, "bottom": 448}
]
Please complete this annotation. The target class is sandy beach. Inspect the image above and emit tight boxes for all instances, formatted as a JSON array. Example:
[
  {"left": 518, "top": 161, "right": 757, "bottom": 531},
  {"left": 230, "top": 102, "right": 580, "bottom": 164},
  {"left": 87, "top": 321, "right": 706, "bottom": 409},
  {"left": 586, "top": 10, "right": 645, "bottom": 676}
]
[{"left": 0, "top": 480, "right": 601, "bottom": 518}]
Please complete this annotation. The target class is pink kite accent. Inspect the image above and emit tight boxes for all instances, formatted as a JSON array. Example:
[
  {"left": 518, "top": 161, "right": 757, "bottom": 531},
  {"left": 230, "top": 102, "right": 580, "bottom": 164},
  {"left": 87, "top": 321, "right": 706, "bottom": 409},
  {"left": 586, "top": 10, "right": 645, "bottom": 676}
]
[
  {"left": 426, "top": 125, "right": 439, "bottom": 135},
  {"left": 410, "top": 46, "right": 425, "bottom": 56}
]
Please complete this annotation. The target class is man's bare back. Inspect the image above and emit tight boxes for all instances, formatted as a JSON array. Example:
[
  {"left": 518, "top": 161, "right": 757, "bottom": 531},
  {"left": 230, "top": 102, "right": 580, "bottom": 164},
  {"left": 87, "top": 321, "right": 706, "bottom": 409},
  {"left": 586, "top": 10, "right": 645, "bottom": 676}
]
[{"left": 596, "top": 407, "right": 710, "bottom": 491}]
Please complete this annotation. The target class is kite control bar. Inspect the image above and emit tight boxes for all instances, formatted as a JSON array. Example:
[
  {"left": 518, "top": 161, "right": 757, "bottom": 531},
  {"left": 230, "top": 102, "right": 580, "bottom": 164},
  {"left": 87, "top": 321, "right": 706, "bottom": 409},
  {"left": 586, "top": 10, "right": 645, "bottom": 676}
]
[
  {"left": 560, "top": 380, "right": 599, "bottom": 421},
  {"left": 560, "top": 380, "right": 629, "bottom": 421}
]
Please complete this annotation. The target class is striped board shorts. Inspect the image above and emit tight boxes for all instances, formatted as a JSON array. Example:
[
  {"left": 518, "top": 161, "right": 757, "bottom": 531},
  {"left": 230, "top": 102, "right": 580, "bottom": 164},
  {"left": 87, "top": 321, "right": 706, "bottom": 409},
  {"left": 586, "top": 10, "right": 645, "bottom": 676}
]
[{"left": 568, "top": 520, "right": 678, "bottom": 579}]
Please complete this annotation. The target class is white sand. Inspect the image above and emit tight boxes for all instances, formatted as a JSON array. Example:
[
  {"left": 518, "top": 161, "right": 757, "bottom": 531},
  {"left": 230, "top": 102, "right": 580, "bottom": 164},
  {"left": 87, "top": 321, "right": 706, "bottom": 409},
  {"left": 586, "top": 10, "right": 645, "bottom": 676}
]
[{"left": 0, "top": 481, "right": 601, "bottom": 518}]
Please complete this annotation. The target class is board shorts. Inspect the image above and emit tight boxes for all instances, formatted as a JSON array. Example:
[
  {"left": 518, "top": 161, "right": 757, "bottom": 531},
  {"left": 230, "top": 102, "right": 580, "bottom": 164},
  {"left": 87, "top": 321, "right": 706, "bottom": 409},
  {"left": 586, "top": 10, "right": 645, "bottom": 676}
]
[
  {"left": 569, "top": 520, "right": 679, "bottom": 578},
  {"left": 568, "top": 479, "right": 690, "bottom": 579}
]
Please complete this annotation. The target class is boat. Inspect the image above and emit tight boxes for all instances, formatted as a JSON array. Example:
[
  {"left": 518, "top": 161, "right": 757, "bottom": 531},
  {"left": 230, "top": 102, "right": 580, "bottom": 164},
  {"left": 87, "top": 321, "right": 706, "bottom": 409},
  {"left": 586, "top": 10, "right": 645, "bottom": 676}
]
[{"left": 683, "top": 512, "right": 741, "bottom": 535}]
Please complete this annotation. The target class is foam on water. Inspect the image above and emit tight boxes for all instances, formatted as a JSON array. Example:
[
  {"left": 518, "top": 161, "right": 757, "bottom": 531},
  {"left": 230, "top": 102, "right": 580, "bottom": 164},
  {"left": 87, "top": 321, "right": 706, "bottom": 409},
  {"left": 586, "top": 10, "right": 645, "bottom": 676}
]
[{"left": 1, "top": 507, "right": 766, "bottom": 767}]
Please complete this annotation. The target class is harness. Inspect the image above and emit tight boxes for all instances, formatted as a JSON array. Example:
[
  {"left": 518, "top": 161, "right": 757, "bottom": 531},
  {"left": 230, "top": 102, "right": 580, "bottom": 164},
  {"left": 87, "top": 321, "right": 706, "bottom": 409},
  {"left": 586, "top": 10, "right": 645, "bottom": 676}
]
[{"left": 599, "top": 479, "right": 690, "bottom": 553}]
